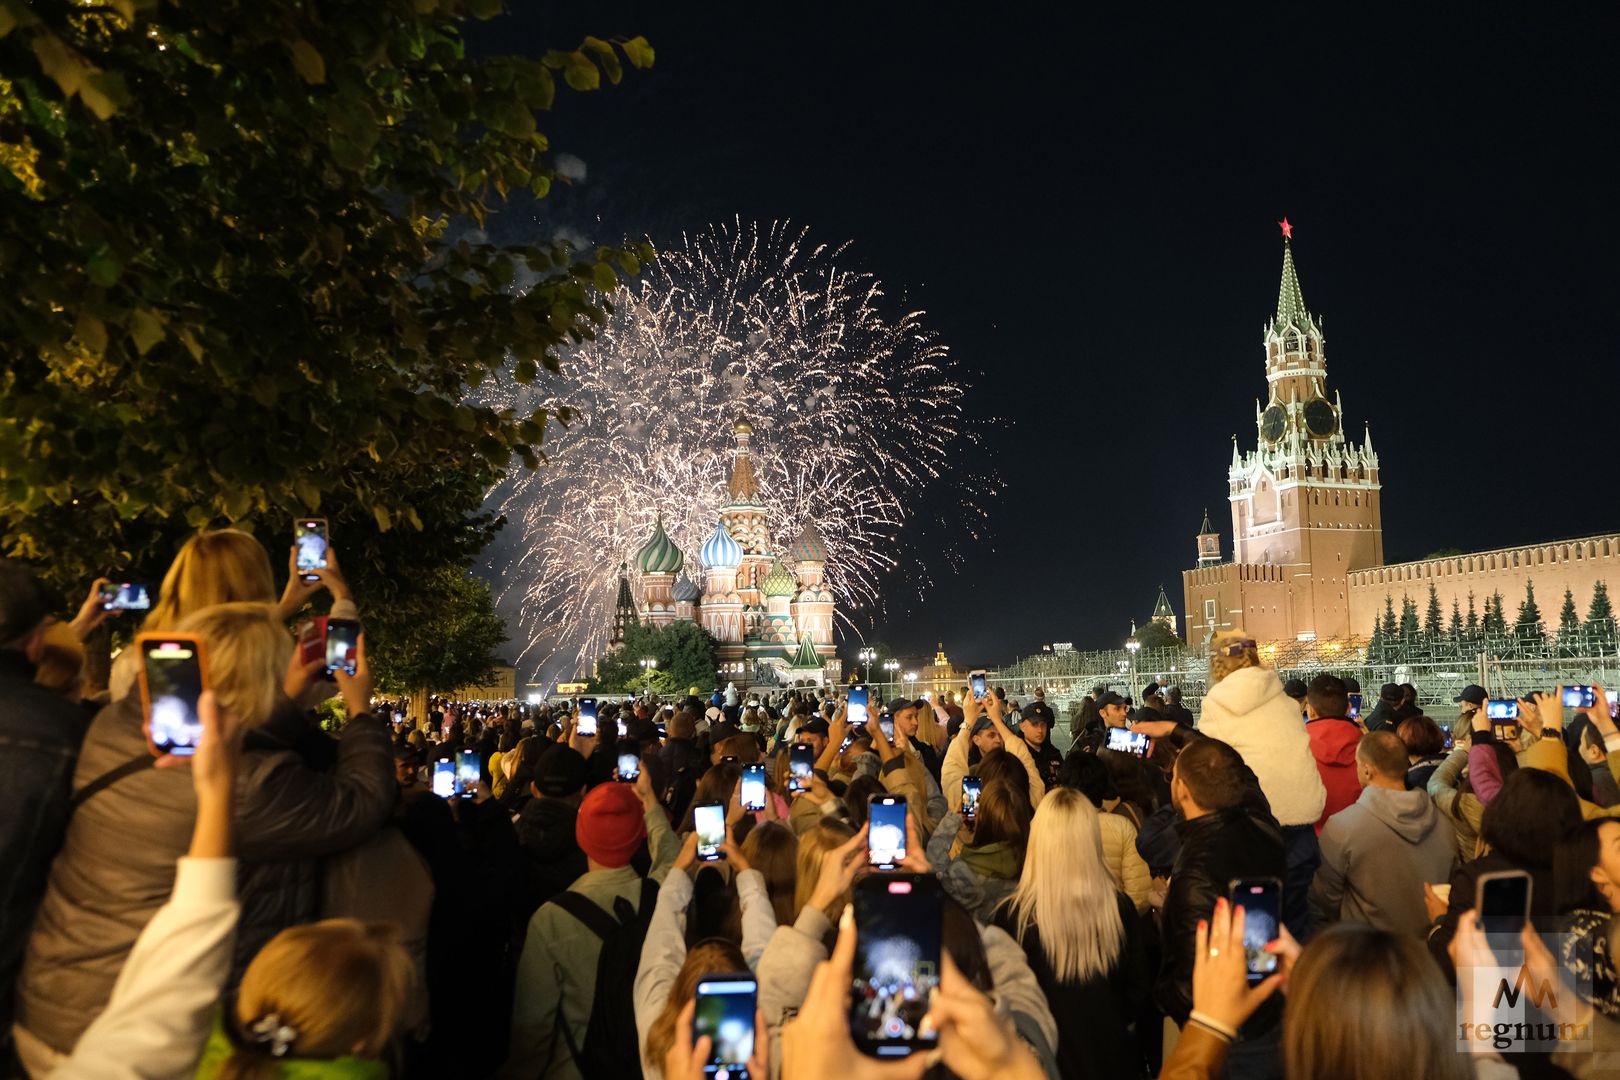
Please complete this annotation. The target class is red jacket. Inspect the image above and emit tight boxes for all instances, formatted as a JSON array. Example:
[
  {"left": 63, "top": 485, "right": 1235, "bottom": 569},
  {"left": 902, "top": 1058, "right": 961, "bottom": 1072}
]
[{"left": 1307, "top": 717, "right": 1363, "bottom": 834}]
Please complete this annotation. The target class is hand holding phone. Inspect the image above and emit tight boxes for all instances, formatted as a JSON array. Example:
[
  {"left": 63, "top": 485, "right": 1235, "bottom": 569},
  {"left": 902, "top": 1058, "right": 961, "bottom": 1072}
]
[
  {"left": 694, "top": 802, "right": 727, "bottom": 862},
  {"left": 293, "top": 519, "right": 330, "bottom": 583},
  {"left": 577, "top": 698, "right": 599, "bottom": 738},
  {"left": 847, "top": 686, "right": 870, "bottom": 726},
  {"left": 325, "top": 617, "right": 360, "bottom": 677},
  {"left": 867, "top": 795, "right": 907, "bottom": 869},
  {"left": 431, "top": 759, "right": 456, "bottom": 798},
  {"left": 960, "top": 776, "right": 982, "bottom": 825},
  {"left": 1229, "top": 877, "right": 1282, "bottom": 984},
  {"left": 617, "top": 751, "right": 642, "bottom": 782},
  {"left": 99, "top": 581, "right": 152, "bottom": 612},
  {"left": 740, "top": 762, "right": 766, "bottom": 810},
  {"left": 138, "top": 634, "right": 207, "bottom": 757},
  {"left": 694, "top": 976, "right": 758, "bottom": 1079},
  {"left": 788, "top": 742, "right": 814, "bottom": 794},
  {"left": 456, "top": 748, "right": 480, "bottom": 797},
  {"left": 969, "top": 670, "right": 988, "bottom": 701},
  {"left": 849, "top": 874, "right": 941, "bottom": 1057},
  {"left": 1105, "top": 726, "right": 1151, "bottom": 757}
]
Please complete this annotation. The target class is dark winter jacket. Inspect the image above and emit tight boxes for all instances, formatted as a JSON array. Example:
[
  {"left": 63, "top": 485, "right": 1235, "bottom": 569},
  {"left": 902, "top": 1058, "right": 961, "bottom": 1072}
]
[
  {"left": 1155, "top": 807, "right": 1285, "bottom": 1032},
  {"left": 515, "top": 795, "right": 588, "bottom": 912},
  {"left": 17, "top": 696, "right": 394, "bottom": 1055}
]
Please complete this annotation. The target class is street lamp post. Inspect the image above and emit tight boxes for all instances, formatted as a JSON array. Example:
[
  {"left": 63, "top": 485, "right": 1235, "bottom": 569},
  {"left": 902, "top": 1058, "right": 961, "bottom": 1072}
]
[
  {"left": 1124, "top": 639, "right": 1140, "bottom": 703},
  {"left": 858, "top": 647, "right": 876, "bottom": 682},
  {"left": 883, "top": 659, "right": 900, "bottom": 698},
  {"left": 639, "top": 657, "right": 658, "bottom": 698},
  {"left": 904, "top": 671, "right": 918, "bottom": 701}
]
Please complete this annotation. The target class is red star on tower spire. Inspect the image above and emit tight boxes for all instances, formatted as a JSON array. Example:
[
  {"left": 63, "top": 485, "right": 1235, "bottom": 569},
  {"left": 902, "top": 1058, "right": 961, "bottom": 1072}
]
[{"left": 1278, "top": 216, "right": 1294, "bottom": 240}]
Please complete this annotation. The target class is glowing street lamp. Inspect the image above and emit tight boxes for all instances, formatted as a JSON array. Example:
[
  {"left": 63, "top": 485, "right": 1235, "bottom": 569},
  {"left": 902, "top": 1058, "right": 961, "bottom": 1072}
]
[
  {"left": 883, "top": 658, "right": 900, "bottom": 695},
  {"left": 858, "top": 647, "right": 876, "bottom": 681},
  {"left": 1125, "top": 638, "right": 1141, "bottom": 697},
  {"left": 639, "top": 657, "right": 658, "bottom": 698}
]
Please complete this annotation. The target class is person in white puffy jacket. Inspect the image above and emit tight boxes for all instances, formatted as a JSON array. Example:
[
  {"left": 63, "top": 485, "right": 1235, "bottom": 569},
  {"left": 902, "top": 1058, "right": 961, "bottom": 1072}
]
[{"left": 1194, "top": 629, "right": 1326, "bottom": 940}]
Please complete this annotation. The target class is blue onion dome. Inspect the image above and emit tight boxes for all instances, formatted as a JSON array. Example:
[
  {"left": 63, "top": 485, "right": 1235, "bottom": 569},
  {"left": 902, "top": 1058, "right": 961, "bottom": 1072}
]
[
  {"left": 634, "top": 515, "right": 684, "bottom": 575},
  {"left": 672, "top": 573, "right": 701, "bottom": 602},
  {"left": 700, "top": 521, "right": 744, "bottom": 570},
  {"left": 761, "top": 558, "right": 797, "bottom": 598},
  {"left": 789, "top": 520, "right": 827, "bottom": 564}
]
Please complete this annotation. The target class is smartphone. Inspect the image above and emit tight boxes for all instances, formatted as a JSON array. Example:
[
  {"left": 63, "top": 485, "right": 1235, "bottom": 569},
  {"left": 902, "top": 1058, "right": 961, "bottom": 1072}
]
[
  {"left": 1485, "top": 699, "right": 1520, "bottom": 721},
  {"left": 969, "top": 670, "right": 987, "bottom": 701},
  {"left": 1347, "top": 692, "right": 1362, "bottom": 719},
  {"left": 740, "top": 762, "right": 767, "bottom": 810},
  {"left": 325, "top": 617, "right": 360, "bottom": 677},
  {"left": 1105, "top": 726, "right": 1151, "bottom": 757},
  {"left": 960, "top": 776, "right": 982, "bottom": 824},
  {"left": 617, "top": 750, "right": 641, "bottom": 782},
  {"left": 694, "top": 975, "right": 757, "bottom": 1079},
  {"left": 431, "top": 759, "right": 455, "bottom": 798},
  {"left": 1229, "top": 877, "right": 1282, "bottom": 985},
  {"left": 137, "top": 634, "right": 207, "bottom": 757},
  {"left": 1610, "top": 690, "right": 1618, "bottom": 720},
  {"left": 1477, "top": 869, "right": 1532, "bottom": 943},
  {"left": 98, "top": 581, "right": 152, "bottom": 612},
  {"left": 878, "top": 714, "right": 894, "bottom": 740},
  {"left": 293, "top": 518, "right": 329, "bottom": 582},
  {"left": 848, "top": 685, "right": 870, "bottom": 726},
  {"left": 849, "top": 874, "right": 941, "bottom": 1058},
  {"left": 1563, "top": 685, "right": 1598, "bottom": 709},
  {"left": 694, "top": 802, "right": 727, "bottom": 862},
  {"left": 577, "top": 697, "right": 598, "bottom": 738},
  {"left": 867, "top": 794, "right": 907, "bottom": 869},
  {"left": 456, "top": 748, "right": 480, "bottom": 797},
  {"left": 1443, "top": 732, "right": 1455, "bottom": 751},
  {"left": 788, "top": 741, "right": 814, "bottom": 793}
]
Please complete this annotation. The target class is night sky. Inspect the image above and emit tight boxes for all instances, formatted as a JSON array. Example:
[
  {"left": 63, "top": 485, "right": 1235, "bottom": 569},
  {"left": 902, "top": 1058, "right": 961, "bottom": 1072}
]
[{"left": 468, "top": 3, "right": 1620, "bottom": 672}]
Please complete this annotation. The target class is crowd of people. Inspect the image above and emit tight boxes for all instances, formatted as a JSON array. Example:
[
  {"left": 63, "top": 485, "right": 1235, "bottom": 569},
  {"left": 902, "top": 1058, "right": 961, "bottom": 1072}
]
[{"left": 4, "top": 532, "right": 1620, "bottom": 1078}]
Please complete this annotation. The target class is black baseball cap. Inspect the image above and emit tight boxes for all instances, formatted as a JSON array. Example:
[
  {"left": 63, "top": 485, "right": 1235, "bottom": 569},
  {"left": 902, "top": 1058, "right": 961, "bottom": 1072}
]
[
  {"left": 1283, "top": 678, "right": 1309, "bottom": 699},
  {"left": 1454, "top": 684, "right": 1488, "bottom": 706},
  {"left": 1021, "top": 702, "right": 1054, "bottom": 726},
  {"left": 798, "top": 718, "right": 830, "bottom": 737},
  {"left": 886, "top": 698, "right": 916, "bottom": 714},
  {"left": 1096, "top": 691, "right": 1127, "bottom": 709},
  {"left": 535, "top": 745, "right": 588, "bottom": 796}
]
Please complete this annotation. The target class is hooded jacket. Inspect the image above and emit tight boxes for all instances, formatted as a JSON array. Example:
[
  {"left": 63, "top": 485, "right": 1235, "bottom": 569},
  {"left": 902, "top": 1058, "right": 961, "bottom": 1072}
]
[
  {"left": 1196, "top": 667, "right": 1326, "bottom": 828},
  {"left": 1308, "top": 783, "right": 1456, "bottom": 938},
  {"left": 1306, "top": 716, "right": 1363, "bottom": 833},
  {"left": 514, "top": 796, "right": 588, "bottom": 912}
]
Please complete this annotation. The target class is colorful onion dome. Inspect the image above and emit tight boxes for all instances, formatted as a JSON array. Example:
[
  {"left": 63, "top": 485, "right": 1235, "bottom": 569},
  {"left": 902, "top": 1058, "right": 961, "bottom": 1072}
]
[
  {"left": 672, "top": 573, "right": 701, "bottom": 603},
  {"left": 699, "top": 520, "right": 743, "bottom": 570},
  {"left": 634, "top": 515, "right": 684, "bottom": 575},
  {"left": 789, "top": 520, "right": 827, "bottom": 564},
  {"left": 761, "top": 558, "right": 797, "bottom": 598}
]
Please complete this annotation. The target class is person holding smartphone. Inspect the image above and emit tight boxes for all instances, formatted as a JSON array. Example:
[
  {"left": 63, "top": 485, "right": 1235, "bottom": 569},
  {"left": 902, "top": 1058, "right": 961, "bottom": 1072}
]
[{"left": 942, "top": 688, "right": 1044, "bottom": 814}]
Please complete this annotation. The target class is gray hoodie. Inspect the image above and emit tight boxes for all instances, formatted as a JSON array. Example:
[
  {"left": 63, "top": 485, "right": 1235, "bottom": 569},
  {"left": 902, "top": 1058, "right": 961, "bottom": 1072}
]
[{"left": 1309, "top": 783, "right": 1457, "bottom": 937}]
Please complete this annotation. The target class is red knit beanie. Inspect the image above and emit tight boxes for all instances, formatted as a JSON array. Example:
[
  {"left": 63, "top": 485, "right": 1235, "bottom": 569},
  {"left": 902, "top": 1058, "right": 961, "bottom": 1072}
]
[{"left": 576, "top": 782, "right": 647, "bottom": 867}]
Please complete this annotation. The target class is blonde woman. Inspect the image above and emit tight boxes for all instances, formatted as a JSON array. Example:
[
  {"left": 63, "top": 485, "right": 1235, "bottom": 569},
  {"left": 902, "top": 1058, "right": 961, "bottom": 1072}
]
[
  {"left": 108, "top": 528, "right": 355, "bottom": 700},
  {"left": 1196, "top": 628, "right": 1326, "bottom": 938},
  {"left": 993, "top": 787, "right": 1151, "bottom": 1080},
  {"left": 193, "top": 919, "right": 415, "bottom": 1079},
  {"left": 16, "top": 603, "right": 393, "bottom": 1070}
]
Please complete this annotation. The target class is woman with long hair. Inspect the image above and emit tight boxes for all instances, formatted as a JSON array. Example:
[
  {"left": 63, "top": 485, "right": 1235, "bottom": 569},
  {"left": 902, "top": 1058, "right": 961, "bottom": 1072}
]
[
  {"left": 993, "top": 787, "right": 1149, "bottom": 1080},
  {"left": 929, "top": 778, "right": 1032, "bottom": 922},
  {"left": 640, "top": 940, "right": 752, "bottom": 1080},
  {"left": 194, "top": 919, "right": 415, "bottom": 1079}
]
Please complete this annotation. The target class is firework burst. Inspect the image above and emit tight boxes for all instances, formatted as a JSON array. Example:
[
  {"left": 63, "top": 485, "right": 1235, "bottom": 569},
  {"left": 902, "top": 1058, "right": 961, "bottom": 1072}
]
[{"left": 480, "top": 220, "right": 985, "bottom": 681}]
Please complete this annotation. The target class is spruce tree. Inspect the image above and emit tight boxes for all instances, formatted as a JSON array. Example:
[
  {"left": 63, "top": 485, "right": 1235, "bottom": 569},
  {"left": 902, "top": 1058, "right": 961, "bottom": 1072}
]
[
  {"left": 1588, "top": 581, "right": 1617, "bottom": 649},
  {"left": 1424, "top": 584, "right": 1444, "bottom": 640},
  {"left": 1466, "top": 591, "right": 1480, "bottom": 638},
  {"left": 1450, "top": 597, "right": 1463, "bottom": 637},
  {"left": 1399, "top": 594, "right": 1420, "bottom": 643},
  {"left": 1484, "top": 591, "right": 1507, "bottom": 636},
  {"left": 1514, "top": 581, "right": 1546, "bottom": 647},
  {"left": 1559, "top": 588, "right": 1581, "bottom": 656},
  {"left": 1381, "top": 596, "right": 1399, "bottom": 640}
]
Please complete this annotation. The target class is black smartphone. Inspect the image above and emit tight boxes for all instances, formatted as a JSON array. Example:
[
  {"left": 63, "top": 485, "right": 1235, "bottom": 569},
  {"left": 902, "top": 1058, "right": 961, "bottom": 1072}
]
[
  {"left": 617, "top": 750, "right": 641, "bottom": 782},
  {"left": 694, "top": 802, "right": 727, "bottom": 862},
  {"left": 740, "top": 762, "right": 766, "bottom": 810},
  {"left": 694, "top": 975, "right": 757, "bottom": 1079},
  {"left": 1229, "top": 877, "right": 1282, "bottom": 985},
  {"left": 431, "top": 759, "right": 455, "bottom": 798},
  {"left": 1347, "top": 692, "right": 1362, "bottom": 719},
  {"left": 1106, "top": 726, "right": 1151, "bottom": 757},
  {"left": 1563, "top": 685, "right": 1598, "bottom": 709},
  {"left": 138, "top": 634, "right": 207, "bottom": 757},
  {"left": 867, "top": 794, "right": 907, "bottom": 869},
  {"left": 960, "top": 776, "right": 982, "bottom": 825},
  {"left": 325, "top": 617, "right": 360, "bottom": 677},
  {"left": 98, "top": 581, "right": 152, "bottom": 612},
  {"left": 849, "top": 874, "right": 941, "bottom": 1058},
  {"left": 788, "top": 741, "right": 814, "bottom": 793},
  {"left": 293, "top": 518, "right": 329, "bottom": 583},
  {"left": 1485, "top": 699, "right": 1520, "bottom": 721},
  {"left": 1477, "top": 869, "right": 1532, "bottom": 939},
  {"left": 456, "top": 748, "right": 480, "bottom": 797},
  {"left": 577, "top": 697, "right": 598, "bottom": 737},
  {"left": 848, "top": 685, "right": 870, "bottom": 726},
  {"left": 969, "top": 670, "right": 987, "bottom": 700}
]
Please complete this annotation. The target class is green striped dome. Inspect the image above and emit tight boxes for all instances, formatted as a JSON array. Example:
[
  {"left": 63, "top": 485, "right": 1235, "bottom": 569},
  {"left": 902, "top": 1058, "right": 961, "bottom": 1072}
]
[
  {"left": 635, "top": 516, "right": 684, "bottom": 575},
  {"left": 761, "top": 558, "right": 797, "bottom": 598}
]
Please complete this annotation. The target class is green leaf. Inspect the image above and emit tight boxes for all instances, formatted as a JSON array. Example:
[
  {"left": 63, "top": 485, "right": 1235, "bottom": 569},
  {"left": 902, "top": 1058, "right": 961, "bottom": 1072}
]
[
  {"left": 80, "top": 72, "right": 131, "bottom": 120},
  {"left": 129, "top": 308, "right": 165, "bottom": 355},
  {"left": 563, "top": 51, "right": 600, "bottom": 91},
  {"left": 75, "top": 311, "right": 107, "bottom": 357},
  {"left": 590, "top": 261, "right": 618, "bottom": 293},
  {"left": 86, "top": 250, "right": 123, "bottom": 286},
  {"left": 289, "top": 39, "right": 326, "bottom": 84},
  {"left": 620, "top": 36, "right": 655, "bottom": 69},
  {"left": 373, "top": 503, "right": 393, "bottom": 531},
  {"left": 581, "top": 36, "right": 622, "bottom": 84},
  {"left": 185, "top": 506, "right": 215, "bottom": 529}
]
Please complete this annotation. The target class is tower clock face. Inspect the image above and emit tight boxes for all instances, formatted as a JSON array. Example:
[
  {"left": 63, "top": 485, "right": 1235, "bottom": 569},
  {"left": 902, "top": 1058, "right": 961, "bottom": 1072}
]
[
  {"left": 1261, "top": 405, "right": 1286, "bottom": 444},
  {"left": 1304, "top": 398, "right": 1336, "bottom": 438}
]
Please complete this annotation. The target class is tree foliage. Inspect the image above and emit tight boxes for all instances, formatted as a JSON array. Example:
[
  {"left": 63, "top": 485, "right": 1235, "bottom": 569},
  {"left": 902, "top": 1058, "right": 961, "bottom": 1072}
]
[
  {"left": 0, "top": 1, "right": 653, "bottom": 677},
  {"left": 1514, "top": 581, "right": 1545, "bottom": 644},
  {"left": 367, "top": 566, "right": 507, "bottom": 693},
  {"left": 591, "top": 620, "right": 719, "bottom": 697},
  {"left": 1132, "top": 619, "right": 1182, "bottom": 652}
]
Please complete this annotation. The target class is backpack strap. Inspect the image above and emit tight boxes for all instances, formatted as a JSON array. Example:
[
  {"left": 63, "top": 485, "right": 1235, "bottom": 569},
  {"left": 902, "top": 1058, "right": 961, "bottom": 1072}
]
[
  {"left": 549, "top": 889, "right": 619, "bottom": 940},
  {"left": 70, "top": 754, "right": 154, "bottom": 813}
]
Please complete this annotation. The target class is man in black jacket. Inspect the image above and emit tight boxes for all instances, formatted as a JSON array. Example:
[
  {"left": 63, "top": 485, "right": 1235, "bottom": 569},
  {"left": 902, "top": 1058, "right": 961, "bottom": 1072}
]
[
  {"left": 513, "top": 745, "right": 589, "bottom": 915},
  {"left": 1362, "top": 682, "right": 1405, "bottom": 732},
  {"left": 1157, "top": 736, "right": 1286, "bottom": 1080}
]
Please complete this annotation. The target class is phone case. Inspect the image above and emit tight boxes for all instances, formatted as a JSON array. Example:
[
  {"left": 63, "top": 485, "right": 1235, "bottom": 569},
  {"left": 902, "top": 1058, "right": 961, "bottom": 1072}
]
[{"left": 135, "top": 633, "right": 209, "bottom": 756}]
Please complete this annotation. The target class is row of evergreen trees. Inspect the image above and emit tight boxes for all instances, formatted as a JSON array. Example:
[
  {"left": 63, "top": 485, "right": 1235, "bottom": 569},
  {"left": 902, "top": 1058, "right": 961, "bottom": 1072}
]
[{"left": 1365, "top": 580, "right": 1618, "bottom": 661}]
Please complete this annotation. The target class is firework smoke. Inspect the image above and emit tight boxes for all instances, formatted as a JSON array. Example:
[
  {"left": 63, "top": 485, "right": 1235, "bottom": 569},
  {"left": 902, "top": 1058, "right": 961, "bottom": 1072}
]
[{"left": 480, "top": 220, "right": 984, "bottom": 682}]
